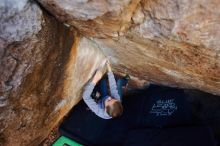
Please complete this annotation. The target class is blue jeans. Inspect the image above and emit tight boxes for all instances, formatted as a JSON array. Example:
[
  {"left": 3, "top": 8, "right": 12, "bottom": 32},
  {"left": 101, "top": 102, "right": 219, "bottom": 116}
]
[{"left": 93, "top": 77, "right": 128, "bottom": 100}]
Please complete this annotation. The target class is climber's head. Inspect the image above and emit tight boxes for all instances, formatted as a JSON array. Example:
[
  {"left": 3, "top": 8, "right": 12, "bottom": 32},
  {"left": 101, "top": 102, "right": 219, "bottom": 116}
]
[{"left": 105, "top": 96, "right": 123, "bottom": 118}]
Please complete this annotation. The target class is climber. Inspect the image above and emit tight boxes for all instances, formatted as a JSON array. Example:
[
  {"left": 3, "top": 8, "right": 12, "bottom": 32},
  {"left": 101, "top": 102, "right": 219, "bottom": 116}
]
[{"left": 82, "top": 60, "right": 129, "bottom": 119}]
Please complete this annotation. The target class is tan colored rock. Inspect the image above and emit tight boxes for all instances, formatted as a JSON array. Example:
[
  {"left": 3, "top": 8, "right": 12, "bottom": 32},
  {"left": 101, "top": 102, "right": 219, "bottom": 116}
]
[
  {"left": 0, "top": 1, "right": 109, "bottom": 145},
  {"left": 92, "top": 36, "right": 219, "bottom": 95},
  {"left": 37, "top": 0, "right": 141, "bottom": 38},
  {"left": 0, "top": 4, "right": 108, "bottom": 144},
  {"left": 0, "top": 0, "right": 78, "bottom": 145},
  {"left": 37, "top": 0, "right": 220, "bottom": 95},
  {"left": 1, "top": 0, "right": 220, "bottom": 145},
  {"left": 133, "top": 0, "right": 220, "bottom": 51}
]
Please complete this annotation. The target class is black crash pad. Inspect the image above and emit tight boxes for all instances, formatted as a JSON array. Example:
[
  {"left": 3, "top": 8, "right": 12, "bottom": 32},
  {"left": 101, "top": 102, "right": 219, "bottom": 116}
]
[
  {"left": 124, "top": 126, "right": 216, "bottom": 146},
  {"left": 59, "top": 85, "right": 215, "bottom": 146}
]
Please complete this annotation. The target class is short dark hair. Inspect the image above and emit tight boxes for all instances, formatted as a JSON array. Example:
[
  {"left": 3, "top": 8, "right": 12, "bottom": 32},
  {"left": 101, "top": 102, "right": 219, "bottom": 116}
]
[{"left": 106, "top": 100, "right": 123, "bottom": 118}]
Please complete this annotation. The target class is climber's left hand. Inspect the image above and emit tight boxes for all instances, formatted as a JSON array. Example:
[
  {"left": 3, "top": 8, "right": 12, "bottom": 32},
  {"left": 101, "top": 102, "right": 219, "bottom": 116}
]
[{"left": 92, "top": 69, "right": 103, "bottom": 84}]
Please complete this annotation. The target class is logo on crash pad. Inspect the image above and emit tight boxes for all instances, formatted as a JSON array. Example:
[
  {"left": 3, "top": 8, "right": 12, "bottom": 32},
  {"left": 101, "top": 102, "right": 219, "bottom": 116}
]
[{"left": 150, "top": 99, "right": 177, "bottom": 116}]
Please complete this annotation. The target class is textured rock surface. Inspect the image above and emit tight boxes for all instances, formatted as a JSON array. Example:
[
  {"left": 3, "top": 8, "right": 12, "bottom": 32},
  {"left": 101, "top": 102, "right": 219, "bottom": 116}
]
[
  {"left": 37, "top": 0, "right": 220, "bottom": 95},
  {"left": 37, "top": 0, "right": 141, "bottom": 38},
  {"left": 1, "top": 0, "right": 220, "bottom": 145},
  {"left": 0, "top": 0, "right": 42, "bottom": 46},
  {"left": 0, "top": 0, "right": 43, "bottom": 108},
  {"left": 0, "top": 0, "right": 77, "bottom": 145},
  {"left": 0, "top": 1, "right": 108, "bottom": 145}
]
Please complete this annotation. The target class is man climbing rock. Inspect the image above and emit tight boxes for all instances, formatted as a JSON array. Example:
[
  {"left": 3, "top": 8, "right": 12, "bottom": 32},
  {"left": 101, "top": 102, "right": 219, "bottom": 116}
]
[{"left": 82, "top": 61, "right": 128, "bottom": 119}]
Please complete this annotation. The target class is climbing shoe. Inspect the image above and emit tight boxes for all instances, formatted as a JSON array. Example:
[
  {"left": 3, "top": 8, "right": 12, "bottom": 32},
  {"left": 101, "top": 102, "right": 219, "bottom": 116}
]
[
  {"left": 124, "top": 74, "right": 131, "bottom": 81},
  {"left": 122, "top": 74, "right": 130, "bottom": 87}
]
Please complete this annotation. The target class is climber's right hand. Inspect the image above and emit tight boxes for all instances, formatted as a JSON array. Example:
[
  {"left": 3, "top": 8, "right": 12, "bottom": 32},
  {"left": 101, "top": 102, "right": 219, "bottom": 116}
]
[{"left": 106, "top": 60, "right": 112, "bottom": 72}]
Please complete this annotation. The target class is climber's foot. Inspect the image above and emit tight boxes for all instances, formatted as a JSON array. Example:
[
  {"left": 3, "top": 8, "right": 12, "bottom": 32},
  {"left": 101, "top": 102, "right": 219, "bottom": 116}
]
[{"left": 122, "top": 74, "right": 130, "bottom": 88}]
